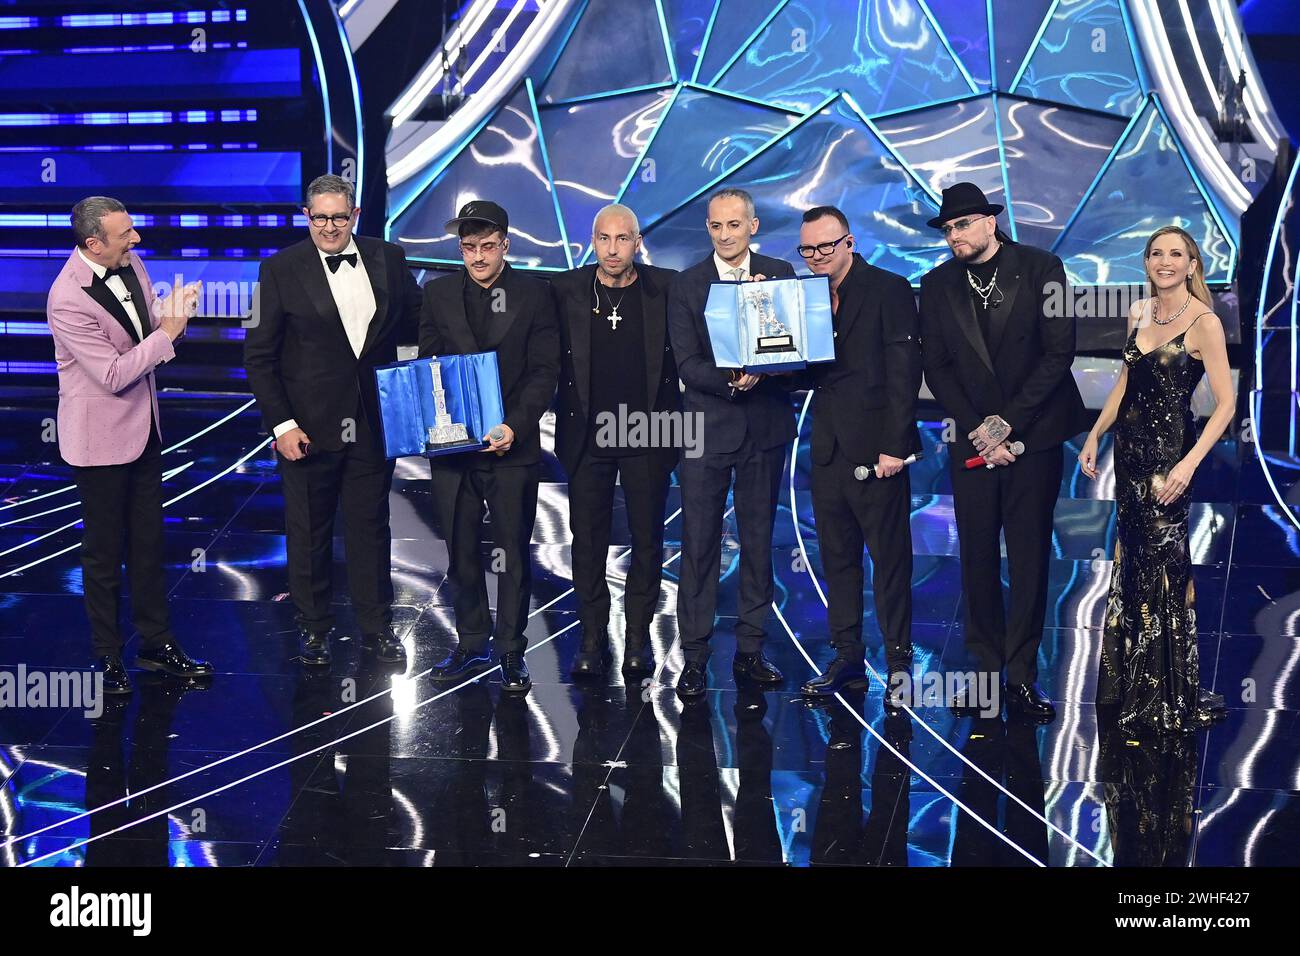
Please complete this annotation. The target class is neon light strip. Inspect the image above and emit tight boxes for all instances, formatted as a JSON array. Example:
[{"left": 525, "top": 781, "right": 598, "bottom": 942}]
[
  {"left": 389, "top": 0, "right": 498, "bottom": 127},
  {"left": 918, "top": 0, "right": 979, "bottom": 94},
  {"left": 527, "top": 76, "right": 574, "bottom": 269},
  {"left": 1008, "top": 0, "right": 1060, "bottom": 94},
  {"left": 691, "top": 0, "right": 723, "bottom": 85},
  {"left": 706, "top": 0, "right": 790, "bottom": 88},
  {"left": 386, "top": 0, "right": 576, "bottom": 189}
]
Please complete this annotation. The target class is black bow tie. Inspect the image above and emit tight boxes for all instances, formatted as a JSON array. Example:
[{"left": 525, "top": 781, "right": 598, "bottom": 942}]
[
  {"left": 325, "top": 252, "right": 357, "bottom": 274},
  {"left": 100, "top": 264, "right": 132, "bottom": 282}
]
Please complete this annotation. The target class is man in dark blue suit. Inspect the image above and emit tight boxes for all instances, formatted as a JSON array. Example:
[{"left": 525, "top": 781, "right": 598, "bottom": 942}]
[{"left": 666, "top": 188, "right": 796, "bottom": 699}]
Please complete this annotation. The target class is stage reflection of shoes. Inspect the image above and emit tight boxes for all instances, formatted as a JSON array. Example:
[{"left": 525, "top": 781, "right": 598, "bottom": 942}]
[{"left": 135, "top": 642, "right": 215, "bottom": 678}]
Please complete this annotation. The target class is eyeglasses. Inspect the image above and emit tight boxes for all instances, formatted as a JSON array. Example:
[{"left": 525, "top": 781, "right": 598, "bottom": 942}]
[
  {"left": 308, "top": 212, "right": 353, "bottom": 228},
  {"left": 796, "top": 234, "right": 850, "bottom": 259},
  {"left": 460, "top": 240, "right": 502, "bottom": 255},
  {"left": 939, "top": 216, "right": 988, "bottom": 237}
]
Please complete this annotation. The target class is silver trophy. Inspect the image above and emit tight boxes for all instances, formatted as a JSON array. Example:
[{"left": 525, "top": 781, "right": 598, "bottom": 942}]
[
  {"left": 747, "top": 285, "right": 795, "bottom": 354},
  {"left": 425, "top": 360, "right": 475, "bottom": 451}
]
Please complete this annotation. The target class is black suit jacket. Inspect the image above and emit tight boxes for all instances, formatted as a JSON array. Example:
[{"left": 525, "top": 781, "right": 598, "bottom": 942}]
[
  {"left": 803, "top": 254, "right": 922, "bottom": 466},
  {"left": 667, "top": 252, "right": 798, "bottom": 456},
  {"left": 919, "top": 240, "right": 1088, "bottom": 459},
  {"left": 244, "top": 235, "right": 422, "bottom": 453},
  {"left": 551, "top": 263, "right": 680, "bottom": 476},
  {"left": 418, "top": 262, "right": 560, "bottom": 468}
]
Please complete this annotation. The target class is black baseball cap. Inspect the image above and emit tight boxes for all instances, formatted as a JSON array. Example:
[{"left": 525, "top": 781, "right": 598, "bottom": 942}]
[{"left": 445, "top": 199, "right": 509, "bottom": 235}]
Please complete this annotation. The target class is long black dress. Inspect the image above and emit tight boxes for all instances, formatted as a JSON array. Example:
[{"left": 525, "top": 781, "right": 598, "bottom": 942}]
[{"left": 1096, "top": 315, "right": 1223, "bottom": 734}]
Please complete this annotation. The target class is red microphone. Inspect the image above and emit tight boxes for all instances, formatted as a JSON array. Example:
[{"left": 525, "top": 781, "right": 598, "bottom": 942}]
[{"left": 965, "top": 440, "right": 1024, "bottom": 470}]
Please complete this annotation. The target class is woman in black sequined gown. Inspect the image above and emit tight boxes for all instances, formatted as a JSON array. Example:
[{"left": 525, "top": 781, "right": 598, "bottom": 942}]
[{"left": 1078, "top": 227, "right": 1236, "bottom": 734}]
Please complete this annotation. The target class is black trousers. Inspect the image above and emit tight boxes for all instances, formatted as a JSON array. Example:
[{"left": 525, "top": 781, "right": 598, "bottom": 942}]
[
  {"left": 278, "top": 410, "right": 395, "bottom": 636},
  {"left": 950, "top": 447, "right": 1064, "bottom": 684},
  {"left": 677, "top": 433, "right": 785, "bottom": 663},
  {"left": 71, "top": 427, "right": 171, "bottom": 658},
  {"left": 567, "top": 451, "right": 673, "bottom": 644},
  {"left": 430, "top": 459, "right": 539, "bottom": 655},
  {"left": 810, "top": 445, "right": 914, "bottom": 662}
]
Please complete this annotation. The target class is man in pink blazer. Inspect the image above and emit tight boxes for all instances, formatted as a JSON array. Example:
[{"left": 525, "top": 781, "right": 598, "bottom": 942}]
[{"left": 48, "top": 195, "right": 213, "bottom": 694}]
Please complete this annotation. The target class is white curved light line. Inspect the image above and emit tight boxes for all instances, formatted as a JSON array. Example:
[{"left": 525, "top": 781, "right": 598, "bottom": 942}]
[
  {"left": 0, "top": 398, "right": 254, "bottom": 515},
  {"left": 4, "top": 498, "right": 684, "bottom": 850},
  {"left": 785, "top": 392, "right": 1111, "bottom": 865},
  {"left": 388, "top": 0, "right": 497, "bottom": 126},
  {"left": 1128, "top": 0, "right": 1249, "bottom": 214},
  {"left": 387, "top": 0, "right": 576, "bottom": 186}
]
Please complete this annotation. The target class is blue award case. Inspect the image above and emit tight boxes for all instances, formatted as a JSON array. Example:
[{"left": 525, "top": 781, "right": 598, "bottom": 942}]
[
  {"left": 703, "top": 273, "right": 835, "bottom": 374},
  {"left": 373, "top": 352, "right": 505, "bottom": 459}
]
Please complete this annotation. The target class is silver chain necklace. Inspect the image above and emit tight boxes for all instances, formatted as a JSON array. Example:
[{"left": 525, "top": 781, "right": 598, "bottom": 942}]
[
  {"left": 592, "top": 273, "right": 631, "bottom": 330},
  {"left": 1151, "top": 292, "right": 1191, "bottom": 326},
  {"left": 966, "top": 266, "right": 1000, "bottom": 309}
]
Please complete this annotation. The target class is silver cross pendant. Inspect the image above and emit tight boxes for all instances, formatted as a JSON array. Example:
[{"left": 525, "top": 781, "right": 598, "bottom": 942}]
[{"left": 608, "top": 310, "right": 621, "bottom": 330}]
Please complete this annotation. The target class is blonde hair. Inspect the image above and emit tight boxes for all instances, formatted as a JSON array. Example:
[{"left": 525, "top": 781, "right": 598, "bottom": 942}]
[{"left": 1144, "top": 226, "right": 1213, "bottom": 308}]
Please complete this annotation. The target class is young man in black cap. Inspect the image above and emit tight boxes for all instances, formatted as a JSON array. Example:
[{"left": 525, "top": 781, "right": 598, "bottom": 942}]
[
  {"left": 418, "top": 200, "right": 561, "bottom": 693},
  {"left": 919, "top": 182, "right": 1088, "bottom": 723},
  {"left": 551, "top": 203, "right": 680, "bottom": 679}
]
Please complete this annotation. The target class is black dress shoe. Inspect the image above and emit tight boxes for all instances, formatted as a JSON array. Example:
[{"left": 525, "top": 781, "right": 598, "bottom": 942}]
[
  {"left": 884, "top": 654, "right": 914, "bottom": 712},
  {"left": 500, "top": 651, "right": 531, "bottom": 693},
  {"left": 733, "top": 651, "right": 784, "bottom": 685},
  {"left": 801, "top": 657, "right": 869, "bottom": 697},
  {"left": 135, "top": 642, "right": 215, "bottom": 678},
  {"left": 677, "top": 660, "right": 707, "bottom": 699},
  {"left": 430, "top": 646, "right": 494, "bottom": 681},
  {"left": 296, "top": 628, "right": 332, "bottom": 667},
  {"left": 570, "top": 634, "right": 611, "bottom": 679},
  {"left": 1006, "top": 682, "right": 1056, "bottom": 723},
  {"left": 361, "top": 628, "right": 407, "bottom": 664},
  {"left": 621, "top": 636, "right": 654, "bottom": 675},
  {"left": 95, "top": 655, "right": 133, "bottom": 695}
]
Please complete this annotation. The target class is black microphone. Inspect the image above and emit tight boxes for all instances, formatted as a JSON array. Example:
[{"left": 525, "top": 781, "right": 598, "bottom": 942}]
[{"left": 854, "top": 451, "right": 921, "bottom": 481}]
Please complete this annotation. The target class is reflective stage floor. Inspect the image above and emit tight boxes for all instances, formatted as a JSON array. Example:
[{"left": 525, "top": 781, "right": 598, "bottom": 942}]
[{"left": 1, "top": 393, "right": 1297, "bottom": 867}]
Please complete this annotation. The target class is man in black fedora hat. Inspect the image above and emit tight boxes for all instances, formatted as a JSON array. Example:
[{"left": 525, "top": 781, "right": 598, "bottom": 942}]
[
  {"left": 919, "top": 182, "right": 1088, "bottom": 723},
  {"left": 418, "top": 199, "right": 560, "bottom": 693}
]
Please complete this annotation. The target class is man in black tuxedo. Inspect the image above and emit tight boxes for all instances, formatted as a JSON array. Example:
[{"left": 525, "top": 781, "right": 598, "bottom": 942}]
[
  {"left": 793, "top": 206, "right": 922, "bottom": 703},
  {"left": 418, "top": 200, "right": 560, "bottom": 694},
  {"left": 919, "top": 183, "right": 1088, "bottom": 723},
  {"left": 667, "top": 187, "right": 796, "bottom": 699},
  {"left": 552, "top": 203, "right": 679, "bottom": 679},
  {"left": 245, "top": 173, "right": 422, "bottom": 668}
]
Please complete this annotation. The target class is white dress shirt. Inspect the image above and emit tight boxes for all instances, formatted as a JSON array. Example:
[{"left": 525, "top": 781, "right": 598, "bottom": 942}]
[
  {"left": 273, "top": 238, "right": 378, "bottom": 440},
  {"left": 714, "top": 250, "right": 753, "bottom": 281},
  {"left": 78, "top": 246, "right": 145, "bottom": 342}
]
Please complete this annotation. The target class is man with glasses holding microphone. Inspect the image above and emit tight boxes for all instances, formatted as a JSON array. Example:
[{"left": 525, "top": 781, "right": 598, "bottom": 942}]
[
  {"left": 245, "top": 173, "right": 423, "bottom": 669},
  {"left": 793, "top": 206, "right": 922, "bottom": 703}
]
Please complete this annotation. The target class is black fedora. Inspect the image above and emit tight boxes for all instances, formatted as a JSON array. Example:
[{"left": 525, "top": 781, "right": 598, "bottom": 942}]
[{"left": 926, "top": 182, "right": 1004, "bottom": 229}]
